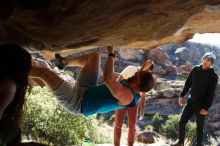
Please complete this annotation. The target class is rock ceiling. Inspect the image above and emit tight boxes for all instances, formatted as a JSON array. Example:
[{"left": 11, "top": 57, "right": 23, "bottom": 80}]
[{"left": 0, "top": 0, "right": 220, "bottom": 59}]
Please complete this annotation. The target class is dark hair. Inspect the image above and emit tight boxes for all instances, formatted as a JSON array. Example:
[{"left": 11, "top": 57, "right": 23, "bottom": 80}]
[
  {"left": 127, "top": 70, "right": 154, "bottom": 92},
  {"left": 0, "top": 44, "right": 31, "bottom": 142}
]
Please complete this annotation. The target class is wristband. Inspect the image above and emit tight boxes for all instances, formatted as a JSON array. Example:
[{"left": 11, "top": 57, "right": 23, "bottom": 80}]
[{"left": 108, "top": 53, "right": 115, "bottom": 58}]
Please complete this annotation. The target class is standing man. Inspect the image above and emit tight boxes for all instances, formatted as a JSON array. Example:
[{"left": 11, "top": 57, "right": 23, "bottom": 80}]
[
  {"left": 114, "top": 60, "right": 154, "bottom": 146},
  {"left": 171, "top": 52, "right": 219, "bottom": 146}
]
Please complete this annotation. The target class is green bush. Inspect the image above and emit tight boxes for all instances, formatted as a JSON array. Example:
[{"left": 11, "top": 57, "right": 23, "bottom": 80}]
[
  {"left": 87, "top": 121, "right": 113, "bottom": 144},
  {"left": 144, "top": 125, "right": 153, "bottom": 131},
  {"left": 185, "top": 121, "right": 196, "bottom": 143},
  {"left": 162, "top": 115, "right": 180, "bottom": 140},
  {"left": 22, "top": 87, "right": 111, "bottom": 145},
  {"left": 151, "top": 113, "right": 165, "bottom": 132},
  {"left": 161, "top": 114, "right": 196, "bottom": 144},
  {"left": 177, "top": 74, "right": 187, "bottom": 81}
]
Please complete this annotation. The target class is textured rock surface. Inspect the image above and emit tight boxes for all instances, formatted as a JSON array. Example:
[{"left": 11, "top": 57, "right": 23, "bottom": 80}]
[
  {"left": 136, "top": 131, "right": 160, "bottom": 144},
  {"left": 142, "top": 79, "right": 184, "bottom": 118},
  {"left": 0, "top": 0, "right": 220, "bottom": 54}
]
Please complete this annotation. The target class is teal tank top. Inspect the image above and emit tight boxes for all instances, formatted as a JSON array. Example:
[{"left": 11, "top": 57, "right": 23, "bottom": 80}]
[{"left": 81, "top": 80, "right": 140, "bottom": 117}]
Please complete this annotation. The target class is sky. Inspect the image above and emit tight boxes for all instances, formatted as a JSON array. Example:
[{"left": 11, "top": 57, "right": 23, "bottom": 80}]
[{"left": 189, "top": 33, "right": 220, "bottom": 46}]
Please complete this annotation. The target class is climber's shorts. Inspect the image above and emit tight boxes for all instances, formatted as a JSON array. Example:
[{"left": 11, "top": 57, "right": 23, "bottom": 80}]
[{"left": 53, "top": 69, "right": 99, "bottom": 114}]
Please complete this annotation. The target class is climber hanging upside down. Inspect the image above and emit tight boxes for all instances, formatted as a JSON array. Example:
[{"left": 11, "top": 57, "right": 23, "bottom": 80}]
[{"left": 30, "top": 46, "right": 155, "bottom": 117}]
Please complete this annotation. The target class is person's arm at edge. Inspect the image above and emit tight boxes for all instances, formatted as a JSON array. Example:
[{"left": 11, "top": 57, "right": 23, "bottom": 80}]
[{"left": 180, "top": 67, "right": 194, "bottom": 97}]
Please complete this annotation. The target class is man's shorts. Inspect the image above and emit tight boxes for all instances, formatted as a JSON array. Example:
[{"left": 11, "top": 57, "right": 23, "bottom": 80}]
[{"left": 53, "top": 69, "right": 99, "bottom": 114}]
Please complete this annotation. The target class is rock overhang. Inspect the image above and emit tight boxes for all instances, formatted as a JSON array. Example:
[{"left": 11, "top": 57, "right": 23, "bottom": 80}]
[{"left": 0, "top": 0, "right": 220, "bottom": 58}]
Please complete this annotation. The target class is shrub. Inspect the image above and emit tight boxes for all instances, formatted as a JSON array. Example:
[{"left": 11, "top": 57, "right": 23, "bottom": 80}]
[
  {"left": 87, "top": 121, "right": 113, "bottom": 144},
  {"left": 22, "top": 87, "right": 111, "bottom": 145},
  {"left": 162, "top": 115, "right": 180, "bottom": 140},
  {"left": 185, "top": 121, "right": 196, "bottom": 144},
  {"left": 177, "top": 74, "right": 187, "bottom": 81},
  {"left": 161, "top": 114, "right": 196, "bottom": 144},
  {"left": 151, "top": 113, "right": 165, "bottom": 132},
  {"left": 144, "top": 125, "right": 153, "bottom": 131}
]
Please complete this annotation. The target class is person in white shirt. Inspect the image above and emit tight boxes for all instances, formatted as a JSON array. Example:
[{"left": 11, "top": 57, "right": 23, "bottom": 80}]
[{"left": 114, "top": 60, "right": 154, "bottom": 146}]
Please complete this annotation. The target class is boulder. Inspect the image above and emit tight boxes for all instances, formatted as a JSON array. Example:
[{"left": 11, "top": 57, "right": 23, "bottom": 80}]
[
  {"left": 148, "top": 48, "right": 169, "bottom": 66},
  {"left": 164, "top": 65, "right": 178, "bottom": 76},
  {"left": 118, "top": 48, "right": 144, "bottom": 62},
  {"left": 144, "top": 97, "right": 181, "bottom": 117},
  {"left": 152, "top": 65, "right": 167, "bottom": 77},
  {"left": 159, "top": 88, "right": 176, "bottom": 98},
  {"left": 175, "top": 47, "right": 192, "bottom": 62},
  {"left": 136, "top": 131, "right": 160, "bottom": 144},
  {"left": 178, "top": 63, "right": 193, "bottom": 73}
]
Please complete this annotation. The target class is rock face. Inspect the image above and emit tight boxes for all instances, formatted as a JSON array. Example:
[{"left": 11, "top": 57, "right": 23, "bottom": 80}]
[
  {"left": 178, "top": 63, "right": 193, "bottom": 73},
  {"left": 148, "top": 48, "right": 170, "bottom": 65},
  {"left": 0, "top": 0, "right": 220, "bottom": 53},
  {"left": 146, "top": 41, "right": 220, "bottom": 75},
  {"left": 59, "top": 41, "right": 220, "bottom": 80},
  {"left": 136, "top": 131, "right": 160, "bottom": 144},
  {"left": 141, "top": 78, "right": 184, "bottom": 118}
]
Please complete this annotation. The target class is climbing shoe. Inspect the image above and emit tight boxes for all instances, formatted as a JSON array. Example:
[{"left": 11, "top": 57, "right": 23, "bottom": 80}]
[{"left": 54, "top": 53, "right": 66, "bottom": 70}]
